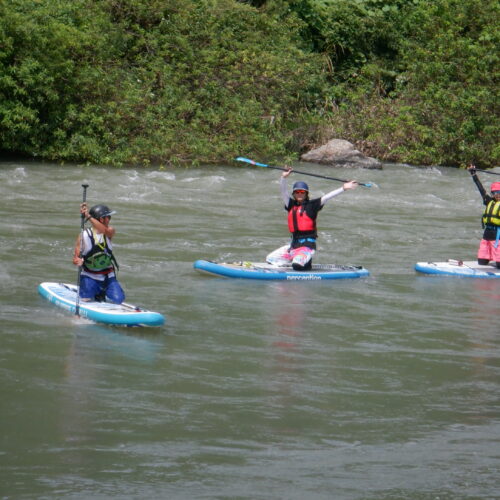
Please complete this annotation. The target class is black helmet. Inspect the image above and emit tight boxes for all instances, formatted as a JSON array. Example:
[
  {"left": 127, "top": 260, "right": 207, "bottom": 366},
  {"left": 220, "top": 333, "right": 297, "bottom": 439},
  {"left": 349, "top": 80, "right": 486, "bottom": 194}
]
[
  {"left": 89, "top": 204, "right": 116, "bottom": 219},
  {"left": 292, "top": 181, "right": 309, "bottom": 192}
]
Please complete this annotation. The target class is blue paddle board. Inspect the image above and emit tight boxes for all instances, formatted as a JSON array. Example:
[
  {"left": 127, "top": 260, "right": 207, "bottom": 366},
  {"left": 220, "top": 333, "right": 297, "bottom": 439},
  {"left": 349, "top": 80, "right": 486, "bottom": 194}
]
[
  {"left": 38, "top": 282, "right": 165, "bottom": 327},
  {"left": 415, "top": 260, "right": 500, "bottom": 278},
  {"left": 193, "top": 260, "right": 369, "bottom": 280}
]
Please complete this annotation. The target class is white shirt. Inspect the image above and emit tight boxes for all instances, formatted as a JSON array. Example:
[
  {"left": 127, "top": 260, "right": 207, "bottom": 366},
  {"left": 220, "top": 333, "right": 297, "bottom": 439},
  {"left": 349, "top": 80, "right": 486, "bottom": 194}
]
[{"left": 80, "top": 228, "right": 115, "bottom": 281}]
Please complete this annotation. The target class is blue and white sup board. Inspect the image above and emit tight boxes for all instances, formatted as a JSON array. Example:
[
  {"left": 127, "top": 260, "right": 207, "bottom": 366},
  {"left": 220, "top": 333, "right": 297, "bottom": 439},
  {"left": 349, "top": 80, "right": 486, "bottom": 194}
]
[
  {"left": 415, "top": 260, "right": 500, "bottom": 278},
  {"left": 38, "top": 282, "right": 165, "bottom": 327},
  {"left": 193, "top": 260, "right": 369, "bottom": 281}
]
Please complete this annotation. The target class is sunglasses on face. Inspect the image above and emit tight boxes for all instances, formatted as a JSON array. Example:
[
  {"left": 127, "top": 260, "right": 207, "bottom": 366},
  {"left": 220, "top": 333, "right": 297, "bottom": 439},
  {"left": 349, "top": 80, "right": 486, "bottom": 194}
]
[
  {"left": 293, "top": 190, "right": 307, "bottom": 194},
  {"left": 492, "top": 191, "right": 500, "bottom": 195}
]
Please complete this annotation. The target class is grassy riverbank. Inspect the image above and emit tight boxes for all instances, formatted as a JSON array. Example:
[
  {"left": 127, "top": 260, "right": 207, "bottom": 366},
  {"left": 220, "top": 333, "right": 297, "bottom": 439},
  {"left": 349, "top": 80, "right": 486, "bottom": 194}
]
[{"left": 0, "top": 0, "right": 498, "bottom": 168}]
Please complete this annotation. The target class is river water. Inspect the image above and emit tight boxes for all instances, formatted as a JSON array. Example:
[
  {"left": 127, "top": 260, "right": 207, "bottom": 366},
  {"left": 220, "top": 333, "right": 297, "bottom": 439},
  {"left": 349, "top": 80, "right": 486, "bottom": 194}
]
[{"left": 1, "top": 160, "right": 499, "bottom": 499}]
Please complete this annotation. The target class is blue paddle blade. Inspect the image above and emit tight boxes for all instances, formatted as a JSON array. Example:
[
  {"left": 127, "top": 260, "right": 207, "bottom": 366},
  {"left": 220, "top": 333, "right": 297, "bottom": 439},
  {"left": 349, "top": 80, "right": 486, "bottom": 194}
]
[{"left": 235, "top": 157, "right": 269, "bottom": 167}]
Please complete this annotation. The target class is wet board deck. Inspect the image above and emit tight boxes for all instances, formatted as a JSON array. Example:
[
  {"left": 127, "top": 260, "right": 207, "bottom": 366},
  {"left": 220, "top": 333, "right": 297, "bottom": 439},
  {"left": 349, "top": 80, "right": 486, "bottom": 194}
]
[
  {"left": 38, "top": 282, "right": 165, "bottom": 327},
  {"left": 193, "top": 260, "right": 370, "bottom": 281},
  {"left": 415, "top": 260, "right": 500, "bottom": 278}
]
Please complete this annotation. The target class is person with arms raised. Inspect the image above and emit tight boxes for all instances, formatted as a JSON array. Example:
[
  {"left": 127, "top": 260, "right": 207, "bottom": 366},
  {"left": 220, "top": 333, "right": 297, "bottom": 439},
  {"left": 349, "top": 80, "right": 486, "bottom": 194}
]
[
  {"left": 266, "top": 167, "right": 358, "bottom": 270},
  {"left": 468, "top": 165, "right": 500, "bottom": 269}
]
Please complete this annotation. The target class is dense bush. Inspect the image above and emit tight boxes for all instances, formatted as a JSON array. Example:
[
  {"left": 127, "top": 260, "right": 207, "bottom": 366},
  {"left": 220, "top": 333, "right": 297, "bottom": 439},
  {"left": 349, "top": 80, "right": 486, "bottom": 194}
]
[
  {"left": 0, "top": 0, "right": 325, "bottom": 165},
  {"left": 0, "top": 0, "right": 498, "bottom": 167},
  {"left": 284, "top": 0, "right": 499, "bottom": 167}
]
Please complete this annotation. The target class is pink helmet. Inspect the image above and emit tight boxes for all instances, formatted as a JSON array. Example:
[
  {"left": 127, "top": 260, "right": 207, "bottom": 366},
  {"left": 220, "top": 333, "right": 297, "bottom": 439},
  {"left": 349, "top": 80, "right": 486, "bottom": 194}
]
[{"left": 491, "top": 182, "right": 500, "bottom": 192}]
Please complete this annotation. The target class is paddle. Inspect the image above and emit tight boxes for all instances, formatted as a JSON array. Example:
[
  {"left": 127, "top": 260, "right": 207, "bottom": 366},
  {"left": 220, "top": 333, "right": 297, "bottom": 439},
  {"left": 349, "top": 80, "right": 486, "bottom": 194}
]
[
  {"left": 235, "top": 156, "right": 374, "bottom": 187},
  {"left": 75, "top": 184, "right": 89, "bottom": 317},
  {"left": 472, "top": 168, "right": 500, "bottom": 176}
]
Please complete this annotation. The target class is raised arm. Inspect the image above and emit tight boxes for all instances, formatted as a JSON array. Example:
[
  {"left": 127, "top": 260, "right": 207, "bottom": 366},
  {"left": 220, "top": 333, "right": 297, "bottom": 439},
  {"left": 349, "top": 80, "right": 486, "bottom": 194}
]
[
  {"left": 468, "top": 165, "right": 488, "bottom": 202},
  {"left": 81, "top": 202, "right": 116, "bottom": 238},
  {"left": 280, "top": 167, "right": 292, "bottom": 205},
  {"left": 320, "top": 181, "right": 358, "bottom": 205}
]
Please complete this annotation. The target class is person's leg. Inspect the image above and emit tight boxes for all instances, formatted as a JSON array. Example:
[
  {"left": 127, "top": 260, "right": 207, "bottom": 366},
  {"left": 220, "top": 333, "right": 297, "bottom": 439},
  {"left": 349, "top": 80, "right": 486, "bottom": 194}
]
[
  {"left": 78, "top": 275, "right": 101, "bottom": 301},
  {"left": 477, "top": 239, "right": 491, "bottom": 265},
  {"left": 491, "top": 238, "right": 500, "bottom": 269},
  {"left": 104, "top": 277, "right": 125, "bottom": 304},
  {"left": 266, "top": 244, "right": 293, "bottom": 266},
  {"left": 290, "top": 246, "right": 315, "bottom": 271}
]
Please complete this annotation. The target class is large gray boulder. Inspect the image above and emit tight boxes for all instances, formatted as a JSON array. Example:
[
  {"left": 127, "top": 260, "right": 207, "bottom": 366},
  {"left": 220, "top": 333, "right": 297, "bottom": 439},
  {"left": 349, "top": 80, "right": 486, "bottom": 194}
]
[{"left": 301, "top": 139, "right": 382, "bottom": 169}]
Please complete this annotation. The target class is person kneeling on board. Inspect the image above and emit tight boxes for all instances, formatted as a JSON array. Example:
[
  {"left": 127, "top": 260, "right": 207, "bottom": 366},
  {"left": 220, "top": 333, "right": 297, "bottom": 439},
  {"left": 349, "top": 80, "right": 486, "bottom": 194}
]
[
  {"left": 468, "top": 165, "right": 500, "bottom": 269},
  {"left": 72, "top": 203, "right": 125, "bottom": 303},
  {"left": 266, "top": 167, "right": 358, "bottom": 270}
]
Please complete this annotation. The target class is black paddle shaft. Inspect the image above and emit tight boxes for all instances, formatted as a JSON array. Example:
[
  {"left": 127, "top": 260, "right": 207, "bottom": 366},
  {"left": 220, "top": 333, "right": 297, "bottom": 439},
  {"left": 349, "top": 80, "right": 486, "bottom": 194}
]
[
  {"left": 473, "top": 168, "right": 500, "bottom": 176},
  {"left": 261, "top": 164, "right": 372, "bottom": 187},
  {"left": 80, "top": 184, "right": 89, "bottom": 240},
  {"left": 235, "top": 157, "right": 373, "bottom": 187},
  {"left": 75, "top": 184, "right": 89, "bottom": 316}
]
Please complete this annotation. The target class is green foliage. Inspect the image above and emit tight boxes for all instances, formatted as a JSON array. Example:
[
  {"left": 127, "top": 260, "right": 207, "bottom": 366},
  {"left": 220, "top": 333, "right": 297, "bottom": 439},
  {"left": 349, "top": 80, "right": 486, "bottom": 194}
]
[
  {"left": 0, "top": 0, "right": 498, "bottom": 167},
  {"left": 304, "top": 0, "right": 499, "bottom": 167},
  {"left": 0, "top": 0, "right": 325, "bottom": 165},
  {"left": 273, "top": 0, "right": 409, "bottom": 97},
  {"left": 0, "top": 0, "right": 87, "bottom": 152},
  {"left": 394, "top": 0, "right": 499, "bottom": 166}
]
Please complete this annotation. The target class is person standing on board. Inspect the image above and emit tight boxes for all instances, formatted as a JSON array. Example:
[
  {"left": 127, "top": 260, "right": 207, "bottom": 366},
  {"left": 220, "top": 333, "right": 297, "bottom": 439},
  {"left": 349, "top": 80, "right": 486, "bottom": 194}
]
[
  {"left": 266, "top": 167, "right": 358, "bottom": 270},
  {"left": 468, "top": 165, "right": 500, "bottom": 268},
  {"left": 72, "top": 203, "right": 125, "bottom": 303}
]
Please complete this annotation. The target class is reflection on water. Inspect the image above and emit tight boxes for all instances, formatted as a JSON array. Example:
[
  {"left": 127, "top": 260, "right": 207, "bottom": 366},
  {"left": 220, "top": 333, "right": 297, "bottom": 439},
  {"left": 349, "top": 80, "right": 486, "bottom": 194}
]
[
  {"left": 467, "top": 280, "right": 499, "bottom": 402},
  {"left": 270, "top": 283, "right": 305, "bottom": 351},
  {"left": 56, "top": 326, "right": 163, "bottom": 479},
  {"left": 266, "top": 283, "right": 307, "bottom": 434}
]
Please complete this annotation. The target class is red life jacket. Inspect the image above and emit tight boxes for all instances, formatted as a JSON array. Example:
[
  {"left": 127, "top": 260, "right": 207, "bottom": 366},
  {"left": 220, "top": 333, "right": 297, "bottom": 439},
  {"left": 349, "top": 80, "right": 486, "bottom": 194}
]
[{"left": 287, "top": 204, "right": 316, "bottom": 235}]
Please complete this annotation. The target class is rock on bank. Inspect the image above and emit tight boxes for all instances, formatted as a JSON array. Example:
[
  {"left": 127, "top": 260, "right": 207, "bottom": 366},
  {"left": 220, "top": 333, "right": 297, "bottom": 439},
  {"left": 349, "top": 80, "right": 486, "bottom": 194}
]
[{"left": 301, "top": 139, "right": 382, "bottom": 169}]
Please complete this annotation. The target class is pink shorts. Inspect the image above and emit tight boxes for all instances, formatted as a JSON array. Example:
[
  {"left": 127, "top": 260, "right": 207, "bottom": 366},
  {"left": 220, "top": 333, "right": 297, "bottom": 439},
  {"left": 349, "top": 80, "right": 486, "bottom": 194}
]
[
  {"left": 284, "top": 246, "right": 314, "bottom": 267},
  {"left": 478, "top": 239, "right": 500, "bottom": 262},
  {"left": 266, "top": 244, "right": 315, "bottom": 267}
]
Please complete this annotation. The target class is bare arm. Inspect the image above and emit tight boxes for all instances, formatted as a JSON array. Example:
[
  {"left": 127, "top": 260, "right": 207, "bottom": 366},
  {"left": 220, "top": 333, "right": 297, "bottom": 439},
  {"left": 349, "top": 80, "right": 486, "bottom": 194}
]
[
  {"left": 89, "top": 217, "right": 115, "bottom": 238},
  {"left": 72, "top": 234, "right": 83, "bottom": 266},
  {"left": 80, "top": 202, "right": 115, "bottom": 238}
]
